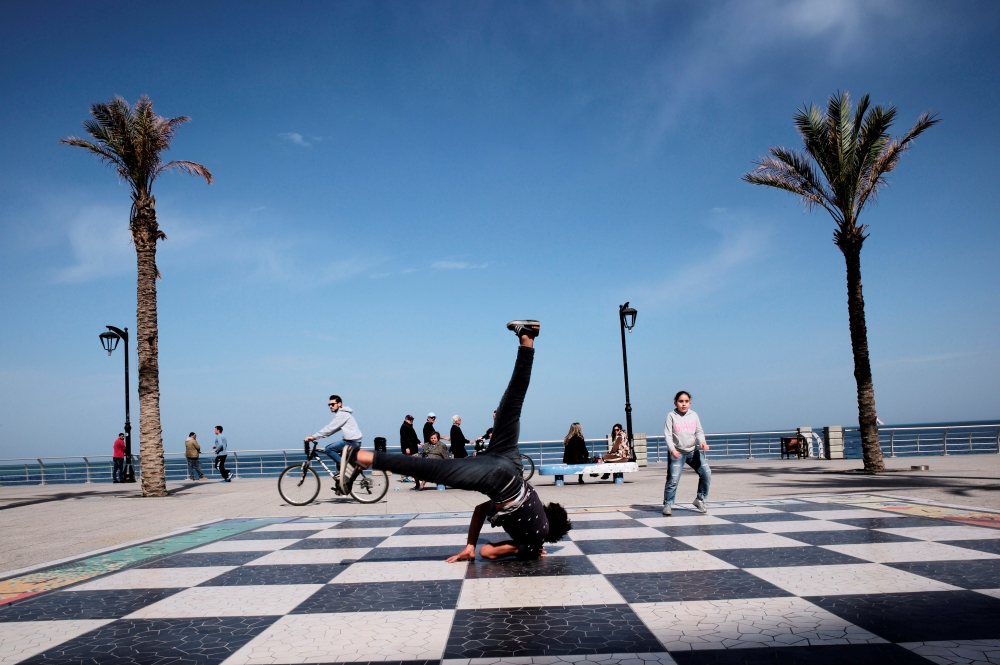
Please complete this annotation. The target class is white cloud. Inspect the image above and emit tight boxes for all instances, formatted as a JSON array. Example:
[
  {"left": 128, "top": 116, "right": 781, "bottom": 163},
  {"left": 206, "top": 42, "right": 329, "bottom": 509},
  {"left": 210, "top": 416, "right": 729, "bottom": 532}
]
[
  {"left": 55, "top": 205, "right": 134, "bottom": 283},
  {"left": 431, "top": 260, "right": 488, "bottom": 270},
  {"left": 278, "top": 132, "right": 321, "bottom": 148}
]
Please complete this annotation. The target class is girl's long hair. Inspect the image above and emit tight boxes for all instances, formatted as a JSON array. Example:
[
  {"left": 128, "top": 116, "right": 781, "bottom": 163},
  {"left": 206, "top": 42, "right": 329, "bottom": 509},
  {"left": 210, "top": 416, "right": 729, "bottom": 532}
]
[
  {"left": 611, "top": 423, "right": 624, "bottom": 440},
  {"left": 564, "top": 422, "right": 583, "bottom": 444}
]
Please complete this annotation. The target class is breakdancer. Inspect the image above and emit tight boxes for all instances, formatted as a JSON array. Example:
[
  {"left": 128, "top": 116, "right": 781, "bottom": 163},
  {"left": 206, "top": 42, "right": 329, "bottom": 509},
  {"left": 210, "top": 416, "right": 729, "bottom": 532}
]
[{"left": 342, "top": 320, "right": 572, "bottom": 561}]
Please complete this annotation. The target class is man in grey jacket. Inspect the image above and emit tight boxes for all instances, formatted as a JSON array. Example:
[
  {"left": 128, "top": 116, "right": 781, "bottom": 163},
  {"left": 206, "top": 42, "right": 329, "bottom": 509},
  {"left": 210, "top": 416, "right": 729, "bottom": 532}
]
[
  {"left": 304, "top": 395, "right": 363, "bottom": 477},
  {"left": 213, "top": 426, "right": 232, "bottom": 482},
  {"left": 662, "top": 391, "right": 711, "bottom": 515}
]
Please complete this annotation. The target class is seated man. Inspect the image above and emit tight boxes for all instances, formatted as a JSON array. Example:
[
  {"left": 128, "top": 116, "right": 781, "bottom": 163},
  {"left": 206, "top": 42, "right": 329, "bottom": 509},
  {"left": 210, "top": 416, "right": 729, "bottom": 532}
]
[{"left": 344, "top": 320, "right": 572, "bottom": 561}]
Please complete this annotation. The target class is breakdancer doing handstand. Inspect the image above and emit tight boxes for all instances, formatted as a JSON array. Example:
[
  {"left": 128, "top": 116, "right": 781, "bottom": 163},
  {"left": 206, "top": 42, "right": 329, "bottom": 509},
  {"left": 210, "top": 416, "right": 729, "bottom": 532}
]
[{"left": 341, "top": 320, "right": 572, "bottom": 561}]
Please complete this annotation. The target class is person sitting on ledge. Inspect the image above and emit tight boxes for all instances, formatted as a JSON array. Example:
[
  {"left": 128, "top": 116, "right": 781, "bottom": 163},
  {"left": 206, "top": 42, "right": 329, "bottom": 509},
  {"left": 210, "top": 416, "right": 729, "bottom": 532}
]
[{"left": 343, "top": 320, "right": 572, "bottom": 561}]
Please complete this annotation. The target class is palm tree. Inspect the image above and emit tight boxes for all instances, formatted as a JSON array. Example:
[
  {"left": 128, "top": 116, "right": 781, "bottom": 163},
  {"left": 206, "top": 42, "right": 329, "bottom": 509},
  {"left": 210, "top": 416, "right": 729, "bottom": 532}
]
[
  {"left": 743, "top": 91, "right": 938, "bottom": 472},
  {"left": 63, "top": 96, "right": 213, "bottom": 496}
]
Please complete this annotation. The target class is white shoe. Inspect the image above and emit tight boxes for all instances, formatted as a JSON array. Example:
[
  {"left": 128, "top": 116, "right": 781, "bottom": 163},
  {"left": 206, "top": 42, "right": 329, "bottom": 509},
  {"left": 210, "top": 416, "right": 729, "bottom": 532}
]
[
  {"left": 693, "top": 498, "right": 707, "bottom": 514},
  {"left": 662, "top": 504, "right": 672, "bottom": 516}
]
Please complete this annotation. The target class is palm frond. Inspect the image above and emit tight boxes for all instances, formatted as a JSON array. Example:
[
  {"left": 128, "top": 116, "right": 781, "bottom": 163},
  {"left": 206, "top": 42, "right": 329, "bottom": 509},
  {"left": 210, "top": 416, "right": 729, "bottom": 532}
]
[
  {"left": 157, "top": 160, "right": 214, "bottom": 184},
  {"left": 743, "top": 147, "right": 841, "bottom": 222},
  {"left": 856, "top": 110, "right": 940, "bottom": 210}
]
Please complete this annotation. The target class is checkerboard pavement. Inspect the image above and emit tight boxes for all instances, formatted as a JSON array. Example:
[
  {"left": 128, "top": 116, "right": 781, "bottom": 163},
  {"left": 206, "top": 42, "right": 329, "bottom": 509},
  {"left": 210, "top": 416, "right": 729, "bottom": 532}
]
[{"left": 3, "top": 496, "right": 1000, "bottom": 664}]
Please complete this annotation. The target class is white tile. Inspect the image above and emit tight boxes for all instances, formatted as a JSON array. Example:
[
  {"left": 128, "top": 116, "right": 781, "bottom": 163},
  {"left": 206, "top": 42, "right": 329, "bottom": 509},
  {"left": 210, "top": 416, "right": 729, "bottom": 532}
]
[
  {"left": 744, "top": 563, "right": 960, "bottom": 596},
  {"left": 899, "top": 639, "right": 1000, "bottom": 665},
  {"left": 246, "top": 548, "right": 371, "bottom": 565},
  {"left": 589, "top": 550, "right": 734, "bottom": 575},
  {"left": 72, "top": 566, "right": 233, "bottom": 590},
  {"left": 796, "top": 509, "right": 903, "bottom": 520},
  {"left": 221, "top": 609, "right": 454, "bottom": 663},
  {"left": 126, "top": 584, "right": 322, "bottom": 618},
  {"left": 378, "top": 533, "right": 470, "bottom": 548},
  {"left": 751, "top": 520, "right": 861, "bottom": 534},
  {"left": 875, "top": 526, "right": 1000, "bottom": 542},
  {"left": 458, "top": 574, "right": 624, "bottom": 609},
  {"left": 708, "top": 506, "right": 783, "bottom": 516},
  {"left": 632, "top": 597, "right": 885, "bottom": 651},
  {"left": 407, "top": 517, "right": 477, "bottom": 527},
  {"left": 674, "top": 533, "right": 808, "bottom": 550},
  {"left": 545, "top": 541, "right": 584, "bottom": 557},
  {"left": 0, "top": 620, "right": 112, "bottom": 665},
  {"left": 566, "top": 512, "right": 633, "bottom": 522},
  {"left": 334, "top": 560, "right": 468, "bottom": 583},
  {"left": 188, "top": 539, "right": 299, "bottom": 553},
  {"left": 570, "top": 527, "right": 668, "bottom": 541},
  {"left": 307, "top": 527, "right": 399, "bottom": 538},
  {"left": 975, "top": 589, "right": 1000, "bottom": 601},
  {"left": 637, "top": 516, "right": 730, "bottom": 527},
  {"left": 441, "top": 654, "right": 679, "bottom": 665},
  {"left": 821, "top": 541, "right": 1000, "bottom": 563},
  {"left": 254, "top": 522, "right": 337, "bottom": 532}
]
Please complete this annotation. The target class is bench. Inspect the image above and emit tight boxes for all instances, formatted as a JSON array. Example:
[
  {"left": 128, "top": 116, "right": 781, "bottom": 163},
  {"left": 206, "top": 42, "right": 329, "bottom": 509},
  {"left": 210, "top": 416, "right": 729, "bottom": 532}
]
[
  {"left": 537, "top": 462, "right": 639, "bottom": 485},
  {"left": 780, "top": 436, "right": 807, "bottom": 459}
]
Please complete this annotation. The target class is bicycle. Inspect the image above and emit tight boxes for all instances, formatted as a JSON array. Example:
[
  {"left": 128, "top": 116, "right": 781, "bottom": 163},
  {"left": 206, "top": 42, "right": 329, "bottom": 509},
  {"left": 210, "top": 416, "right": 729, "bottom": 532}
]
[
  {"left": 278, "top": 442, "right": 389, "bottom": 506},
  {"left": 520, "top": 453, "right": 535, "bottom": 481}
]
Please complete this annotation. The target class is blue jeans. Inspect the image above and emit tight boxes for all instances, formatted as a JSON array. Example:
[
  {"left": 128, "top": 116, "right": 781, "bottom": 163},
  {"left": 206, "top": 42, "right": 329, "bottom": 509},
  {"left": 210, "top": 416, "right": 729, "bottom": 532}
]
[
  {"left": 663, "top": 448, "right": 711, "bottom": 505},
  {"left": 323, "top": 439, "right": 361, "bottom": 466},
  {"left": 112, "top": 458, "right": 125, "bottom": 482},
  {"left": 186, "top": 457, "right": 205, "bottom": 479}
]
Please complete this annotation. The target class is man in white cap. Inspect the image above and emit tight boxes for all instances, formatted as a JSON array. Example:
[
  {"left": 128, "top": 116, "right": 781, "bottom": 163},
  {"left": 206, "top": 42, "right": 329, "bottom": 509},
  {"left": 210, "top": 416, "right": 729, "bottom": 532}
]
[{"left": 423, "top": 413, "right": 437, "bottom": 444}]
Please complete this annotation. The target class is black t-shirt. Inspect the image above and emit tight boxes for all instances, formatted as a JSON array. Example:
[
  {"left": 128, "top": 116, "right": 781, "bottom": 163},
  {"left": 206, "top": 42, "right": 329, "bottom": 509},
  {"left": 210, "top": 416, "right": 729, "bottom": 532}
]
[
  {"left": 490, "top": 484, "right": 549, "bottom": 560},
  {"left": 423, "top": 421, "right": 436, "bottom": 443}
]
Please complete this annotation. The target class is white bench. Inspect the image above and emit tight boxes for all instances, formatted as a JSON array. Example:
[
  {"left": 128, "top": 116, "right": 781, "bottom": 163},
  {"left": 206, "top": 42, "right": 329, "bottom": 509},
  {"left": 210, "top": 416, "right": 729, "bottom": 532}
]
[{"left": 537, "top": 462, "right": 639, "bottom": 485}]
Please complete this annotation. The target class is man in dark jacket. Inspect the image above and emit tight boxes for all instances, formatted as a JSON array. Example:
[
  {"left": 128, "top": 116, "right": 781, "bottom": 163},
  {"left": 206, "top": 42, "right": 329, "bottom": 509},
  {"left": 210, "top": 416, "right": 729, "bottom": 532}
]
[
  {"left": 400, "top": 415, "right": 420, "bottom": 455},
  {"left": 423, "top": 413, "right": 437, "bottom": 443}
]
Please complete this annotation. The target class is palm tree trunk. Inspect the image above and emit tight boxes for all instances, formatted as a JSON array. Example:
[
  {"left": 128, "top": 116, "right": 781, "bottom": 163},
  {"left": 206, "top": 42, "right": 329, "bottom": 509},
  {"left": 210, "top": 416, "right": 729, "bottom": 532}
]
[
  {"left": 842, "top": 245, "right": 885, "bottom": 473},
  {"left": 133, "top": 197, "right": 168, "bottom": 497}
]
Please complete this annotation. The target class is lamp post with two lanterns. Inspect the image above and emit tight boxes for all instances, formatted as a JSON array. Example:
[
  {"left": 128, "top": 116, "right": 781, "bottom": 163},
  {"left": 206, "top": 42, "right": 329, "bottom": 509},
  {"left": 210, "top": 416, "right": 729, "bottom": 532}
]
[
  {"left": 99, "top": 326, "right": 135, "bottom": 482},
  {"left": 618, "top": 302, "right": 638, "bottom": 459}
]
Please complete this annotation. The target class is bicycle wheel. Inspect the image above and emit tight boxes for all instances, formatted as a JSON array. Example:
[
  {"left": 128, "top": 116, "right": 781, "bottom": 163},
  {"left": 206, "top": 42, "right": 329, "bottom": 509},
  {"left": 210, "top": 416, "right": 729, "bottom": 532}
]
[
  {"left": 278, "top": 463, "right": 321, "bottom": 506},
  {"left": 520, "top": 453, "right": 535, "bottom": 481},
  {"left": 348, "top": 468, "right": 389, "bottom": 504}
]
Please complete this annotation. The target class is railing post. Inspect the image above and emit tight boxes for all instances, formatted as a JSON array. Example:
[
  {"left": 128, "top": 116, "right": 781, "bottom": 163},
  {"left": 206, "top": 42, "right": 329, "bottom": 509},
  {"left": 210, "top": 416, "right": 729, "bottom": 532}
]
[
  {"left": 942, "top": 428, "right": 949, "bottom": 456},
  {"left": 747, "top": 433, "right": 753, "bottom": 459},
  {"left": 889, "top": 430, "right": 895, "bottom": 458},
  {"left": 38, "top": 459, "right": 45, "bottom": 485},
  {"left": 84, "top": 457, "right": 91, "bottom": 483},
  {"left": 916, "top": 433, "right": 921, "bottom": 454},
  {"left": 283, "top": 451, "right": 288, "bottom": 466},
  {"left": 969, "top": 431, "right": 973, "bottom": 451},
  {"left": 233, "top": 452, "right": 239, "bottom": 478},
  {"left": 63, "top": 462, "right": 68, "bottom": 482}
]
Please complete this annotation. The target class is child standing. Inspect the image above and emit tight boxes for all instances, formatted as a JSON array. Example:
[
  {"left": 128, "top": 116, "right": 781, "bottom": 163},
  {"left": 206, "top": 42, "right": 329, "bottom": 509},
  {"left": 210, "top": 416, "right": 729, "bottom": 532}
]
[{"left": 662, "top": 391, "right": 711, "bottom": 515}]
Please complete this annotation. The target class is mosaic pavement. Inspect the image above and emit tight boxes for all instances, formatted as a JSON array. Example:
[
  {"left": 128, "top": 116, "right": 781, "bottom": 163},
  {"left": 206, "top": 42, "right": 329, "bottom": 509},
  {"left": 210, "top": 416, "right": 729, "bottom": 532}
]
[{"left": 1, "top": 494, "right": 1000, "bottom": 664}]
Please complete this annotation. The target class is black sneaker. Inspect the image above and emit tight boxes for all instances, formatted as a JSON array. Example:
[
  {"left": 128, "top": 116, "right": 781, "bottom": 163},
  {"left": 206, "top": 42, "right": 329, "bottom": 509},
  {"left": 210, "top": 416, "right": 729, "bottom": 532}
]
[{"left": 507, "top": 320, "right": 541, "bottom": 338}]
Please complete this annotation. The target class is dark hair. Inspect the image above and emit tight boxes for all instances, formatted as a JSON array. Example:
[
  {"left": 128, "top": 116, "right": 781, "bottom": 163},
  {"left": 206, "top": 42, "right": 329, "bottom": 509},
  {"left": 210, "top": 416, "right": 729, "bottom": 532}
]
[
  {"left": 119, "top": 433, "right": 124, "bottom": 437},
  {"left": 329, "top": 395, "right": 342, "bottom": 403},
  {"left": 215, "top": 425, "right": 223, "bottom": 432},
  {"left": 612, "top": 423, "right": 623, "bottom": 433},
  {"left": 674, "top": 391, "right": 691, "bottom": 402},
  {"left": 189, "top": 432, "right": 196, "bottom": 437},
  {"left": 543, "top": 503, "right": 572, "bottom": 543},
  {"left": 429, "top": 431, "right": 440, "bottom": 441}
]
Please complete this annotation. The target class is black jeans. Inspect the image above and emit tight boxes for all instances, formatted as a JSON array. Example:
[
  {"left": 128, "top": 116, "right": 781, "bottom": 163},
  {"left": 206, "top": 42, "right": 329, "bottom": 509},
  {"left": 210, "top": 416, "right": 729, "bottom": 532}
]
[
  {"left": 214, "top": 455, "right": 231, "bottom": 480},
  {"left": 112, "top": 458, "right": 124, "bottom": 482},
  {"left": 372, "top": 346, "right": 533, "bottom": 502}
]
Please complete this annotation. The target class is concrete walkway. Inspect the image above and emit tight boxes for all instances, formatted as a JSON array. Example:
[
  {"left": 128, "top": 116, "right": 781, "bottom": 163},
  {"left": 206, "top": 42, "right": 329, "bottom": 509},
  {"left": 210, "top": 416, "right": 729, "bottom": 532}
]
[{"left": 2, "top": 454, "right": 997, "bottom": 575}]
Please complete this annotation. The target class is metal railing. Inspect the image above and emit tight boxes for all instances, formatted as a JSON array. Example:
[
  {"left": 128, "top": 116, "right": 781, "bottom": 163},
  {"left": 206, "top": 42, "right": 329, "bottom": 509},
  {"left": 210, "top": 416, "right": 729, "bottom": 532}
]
[{"left": 2, "top": 423, "right": 997, "bottom": 486}]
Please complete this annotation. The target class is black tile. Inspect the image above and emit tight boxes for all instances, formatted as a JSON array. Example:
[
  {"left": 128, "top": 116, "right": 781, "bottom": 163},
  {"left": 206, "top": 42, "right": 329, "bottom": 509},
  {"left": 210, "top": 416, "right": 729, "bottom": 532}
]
[
  {"left": 394, "top": 525, "right": 470, "bottom": 536},
  {"left": 329, "top": 518, "right": 413, "bottom": 528},
  {"left": 285, "top": 536, "right": 387, "bottom": 549},
  {"left": 944, "top": 539, "right": 1000, "bottom": 555},
  {"left": 886, "top": 559, "right": 1000, "bottom": 589},
  {"left": 225, "top": 529, "right": 320, "bottom": 540},
  {"left": 777, "top": 529, "right": 918, "bottom": 546},
  {"left": 807, "top": 590, "right": 1000, "bottom": 642},
  {"left": 767, "top": 502, "right": 867, "bottom": 513},
  {"left": 360, "top": 546, "right": 464, "bottom": 562},
  {"left": 466, "top": 556, "right": 599, "bottom": 578},
  {"left": 139, "top": 551, "right": 266, "bottom": 568},
  {"left": 444, "top": 605, "right": 662, "bottom": 658},
  {"left": 607, "top": 570, "right": 792, "bottom": 603},
  {"left": 292, "top": 580, "right": 462, "bottom": 612},
  {"left": 670, "top": 643, "right": 931, "bottom": 665},
  {"left": 832, "top": 516, "right": 945, "bottom": 529},
  {"left": 709, "top": 546, "right": 867, "bottom": 568},
  {"left": 200, "top": 564, "right": 347, "bottom": 586},
  {"left": 656, "top": 523, "right": 763, "bottom": 537},
  {"left": 720, "top": 512, "right": 817, "bottom": 524},
  {"left": 0, "top": 588, "right": 182, "bottom": 622},
  {"left": 570, "top": 519, "right": 642, "bottom": 530},
  {"left": 623, "top": 509, "right": 666, "bottom": 519},
  {"left": 574, "top": 538, "right": 694, "bottom": 554},
  {"left": 19, "top": 616, "right": 277, "bottom": 665}
]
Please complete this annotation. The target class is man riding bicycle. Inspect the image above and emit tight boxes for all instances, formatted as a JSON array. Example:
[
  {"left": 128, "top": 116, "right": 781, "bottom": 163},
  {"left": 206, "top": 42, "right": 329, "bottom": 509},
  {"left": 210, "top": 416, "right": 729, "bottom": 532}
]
[{"left": 304, "top": 395, "right": 362, "bottom": 490}]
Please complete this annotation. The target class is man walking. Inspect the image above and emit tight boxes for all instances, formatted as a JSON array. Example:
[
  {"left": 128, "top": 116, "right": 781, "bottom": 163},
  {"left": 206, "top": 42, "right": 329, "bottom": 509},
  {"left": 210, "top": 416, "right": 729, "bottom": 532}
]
[
  {"left": 185, "top": 432, "right": 206, "bottom": 480},
  {"left": 345, "top": 321, "right": 572, "bottom": 561},
  {"left": 662, "top": 391, "right": 711, "bottom": 515},
  {"left": 304, "top": 395, "right": 362, "bottom": 490},
  {"left": 213, "top": 426, "right": 232, "bottom": 482},
  {"left": 112, "top": 433, "right": 125, "bottom": 483}
]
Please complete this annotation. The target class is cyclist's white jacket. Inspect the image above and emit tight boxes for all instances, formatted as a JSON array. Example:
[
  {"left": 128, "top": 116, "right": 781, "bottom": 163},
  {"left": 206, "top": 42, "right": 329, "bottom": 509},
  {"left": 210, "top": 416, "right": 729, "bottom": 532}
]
[{"left": 311, "top": 407, "right": 363, "bottom": 443}]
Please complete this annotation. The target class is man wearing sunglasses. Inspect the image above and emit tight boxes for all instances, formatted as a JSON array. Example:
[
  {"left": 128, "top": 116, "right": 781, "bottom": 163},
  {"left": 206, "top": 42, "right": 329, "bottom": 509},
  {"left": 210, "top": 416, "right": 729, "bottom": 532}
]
[{"left": 304, "top": 395, "right": 363, "bottom": 481}]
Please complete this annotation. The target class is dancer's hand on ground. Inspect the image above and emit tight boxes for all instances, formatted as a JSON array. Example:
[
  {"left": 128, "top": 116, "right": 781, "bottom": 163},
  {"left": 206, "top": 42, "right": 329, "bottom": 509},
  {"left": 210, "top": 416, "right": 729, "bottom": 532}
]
[
  {"left": 446, "top": 545, "right": 476, "bottom": 563},
  {"left": 539, "top": 547, "right": 547, "bottom": 559}
]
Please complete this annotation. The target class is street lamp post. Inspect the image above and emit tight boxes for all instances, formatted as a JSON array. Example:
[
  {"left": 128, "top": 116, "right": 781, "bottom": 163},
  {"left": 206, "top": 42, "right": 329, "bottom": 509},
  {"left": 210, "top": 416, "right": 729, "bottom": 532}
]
[
  {"left": 618, "top": 303, "right": 638, "bottom": 461},
  {"left": 99, "top": 326, "right": 135, "bottom": 482}
]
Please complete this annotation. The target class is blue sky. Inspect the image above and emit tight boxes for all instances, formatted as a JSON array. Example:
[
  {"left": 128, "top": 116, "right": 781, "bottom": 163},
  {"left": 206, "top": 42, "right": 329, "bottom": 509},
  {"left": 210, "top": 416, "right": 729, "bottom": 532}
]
[{"left": 1, "top": 1, "right": 998, "bottom": 459}]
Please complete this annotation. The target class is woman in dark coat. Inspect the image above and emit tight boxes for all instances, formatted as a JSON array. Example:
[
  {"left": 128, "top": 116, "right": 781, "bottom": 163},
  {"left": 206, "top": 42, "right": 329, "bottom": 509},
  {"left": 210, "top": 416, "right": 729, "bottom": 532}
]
[
  {"left": 450, "top": 415, "right": 470, "bottom": 458},
  {"left": 563, "top": 422, "right": 590, "bottom": 484}
]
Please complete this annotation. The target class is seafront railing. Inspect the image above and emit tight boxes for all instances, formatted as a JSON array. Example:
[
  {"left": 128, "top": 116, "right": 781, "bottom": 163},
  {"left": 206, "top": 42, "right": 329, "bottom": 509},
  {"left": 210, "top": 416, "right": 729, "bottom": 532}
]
[{"left": 1, "top": 423, "right": 997, "bottom": 486}]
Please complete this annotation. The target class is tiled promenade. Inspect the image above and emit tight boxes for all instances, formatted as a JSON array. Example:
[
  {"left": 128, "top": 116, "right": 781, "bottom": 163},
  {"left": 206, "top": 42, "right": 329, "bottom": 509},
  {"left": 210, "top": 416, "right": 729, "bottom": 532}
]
[{"left": 2, "top": 493, "right": 1000, "bottom": 664}]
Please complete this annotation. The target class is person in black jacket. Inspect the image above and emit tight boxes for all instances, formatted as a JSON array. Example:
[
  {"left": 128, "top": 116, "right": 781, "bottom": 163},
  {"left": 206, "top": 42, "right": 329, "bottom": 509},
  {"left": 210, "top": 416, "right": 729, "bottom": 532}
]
[
  {"left": 423, "top": 413, "right": 437, "bottom": 443},
  {"left": 450, "top": 415, "right": 470, "bottom": 458},
  {"left": 563, "top": 422, "right": 590, "bottom": 484},
  {"left": 399, "top": 414, "right": 421, "bottom": 483}
]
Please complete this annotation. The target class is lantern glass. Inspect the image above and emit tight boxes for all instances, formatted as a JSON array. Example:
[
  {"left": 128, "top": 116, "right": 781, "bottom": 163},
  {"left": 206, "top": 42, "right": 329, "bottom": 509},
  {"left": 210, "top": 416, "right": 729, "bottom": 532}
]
[
  {"left": 100, "top": 331, "right": 120, "bottom": 356},
  {"left": 622, "top": 306, "right": 637, "bottom": 331}
]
